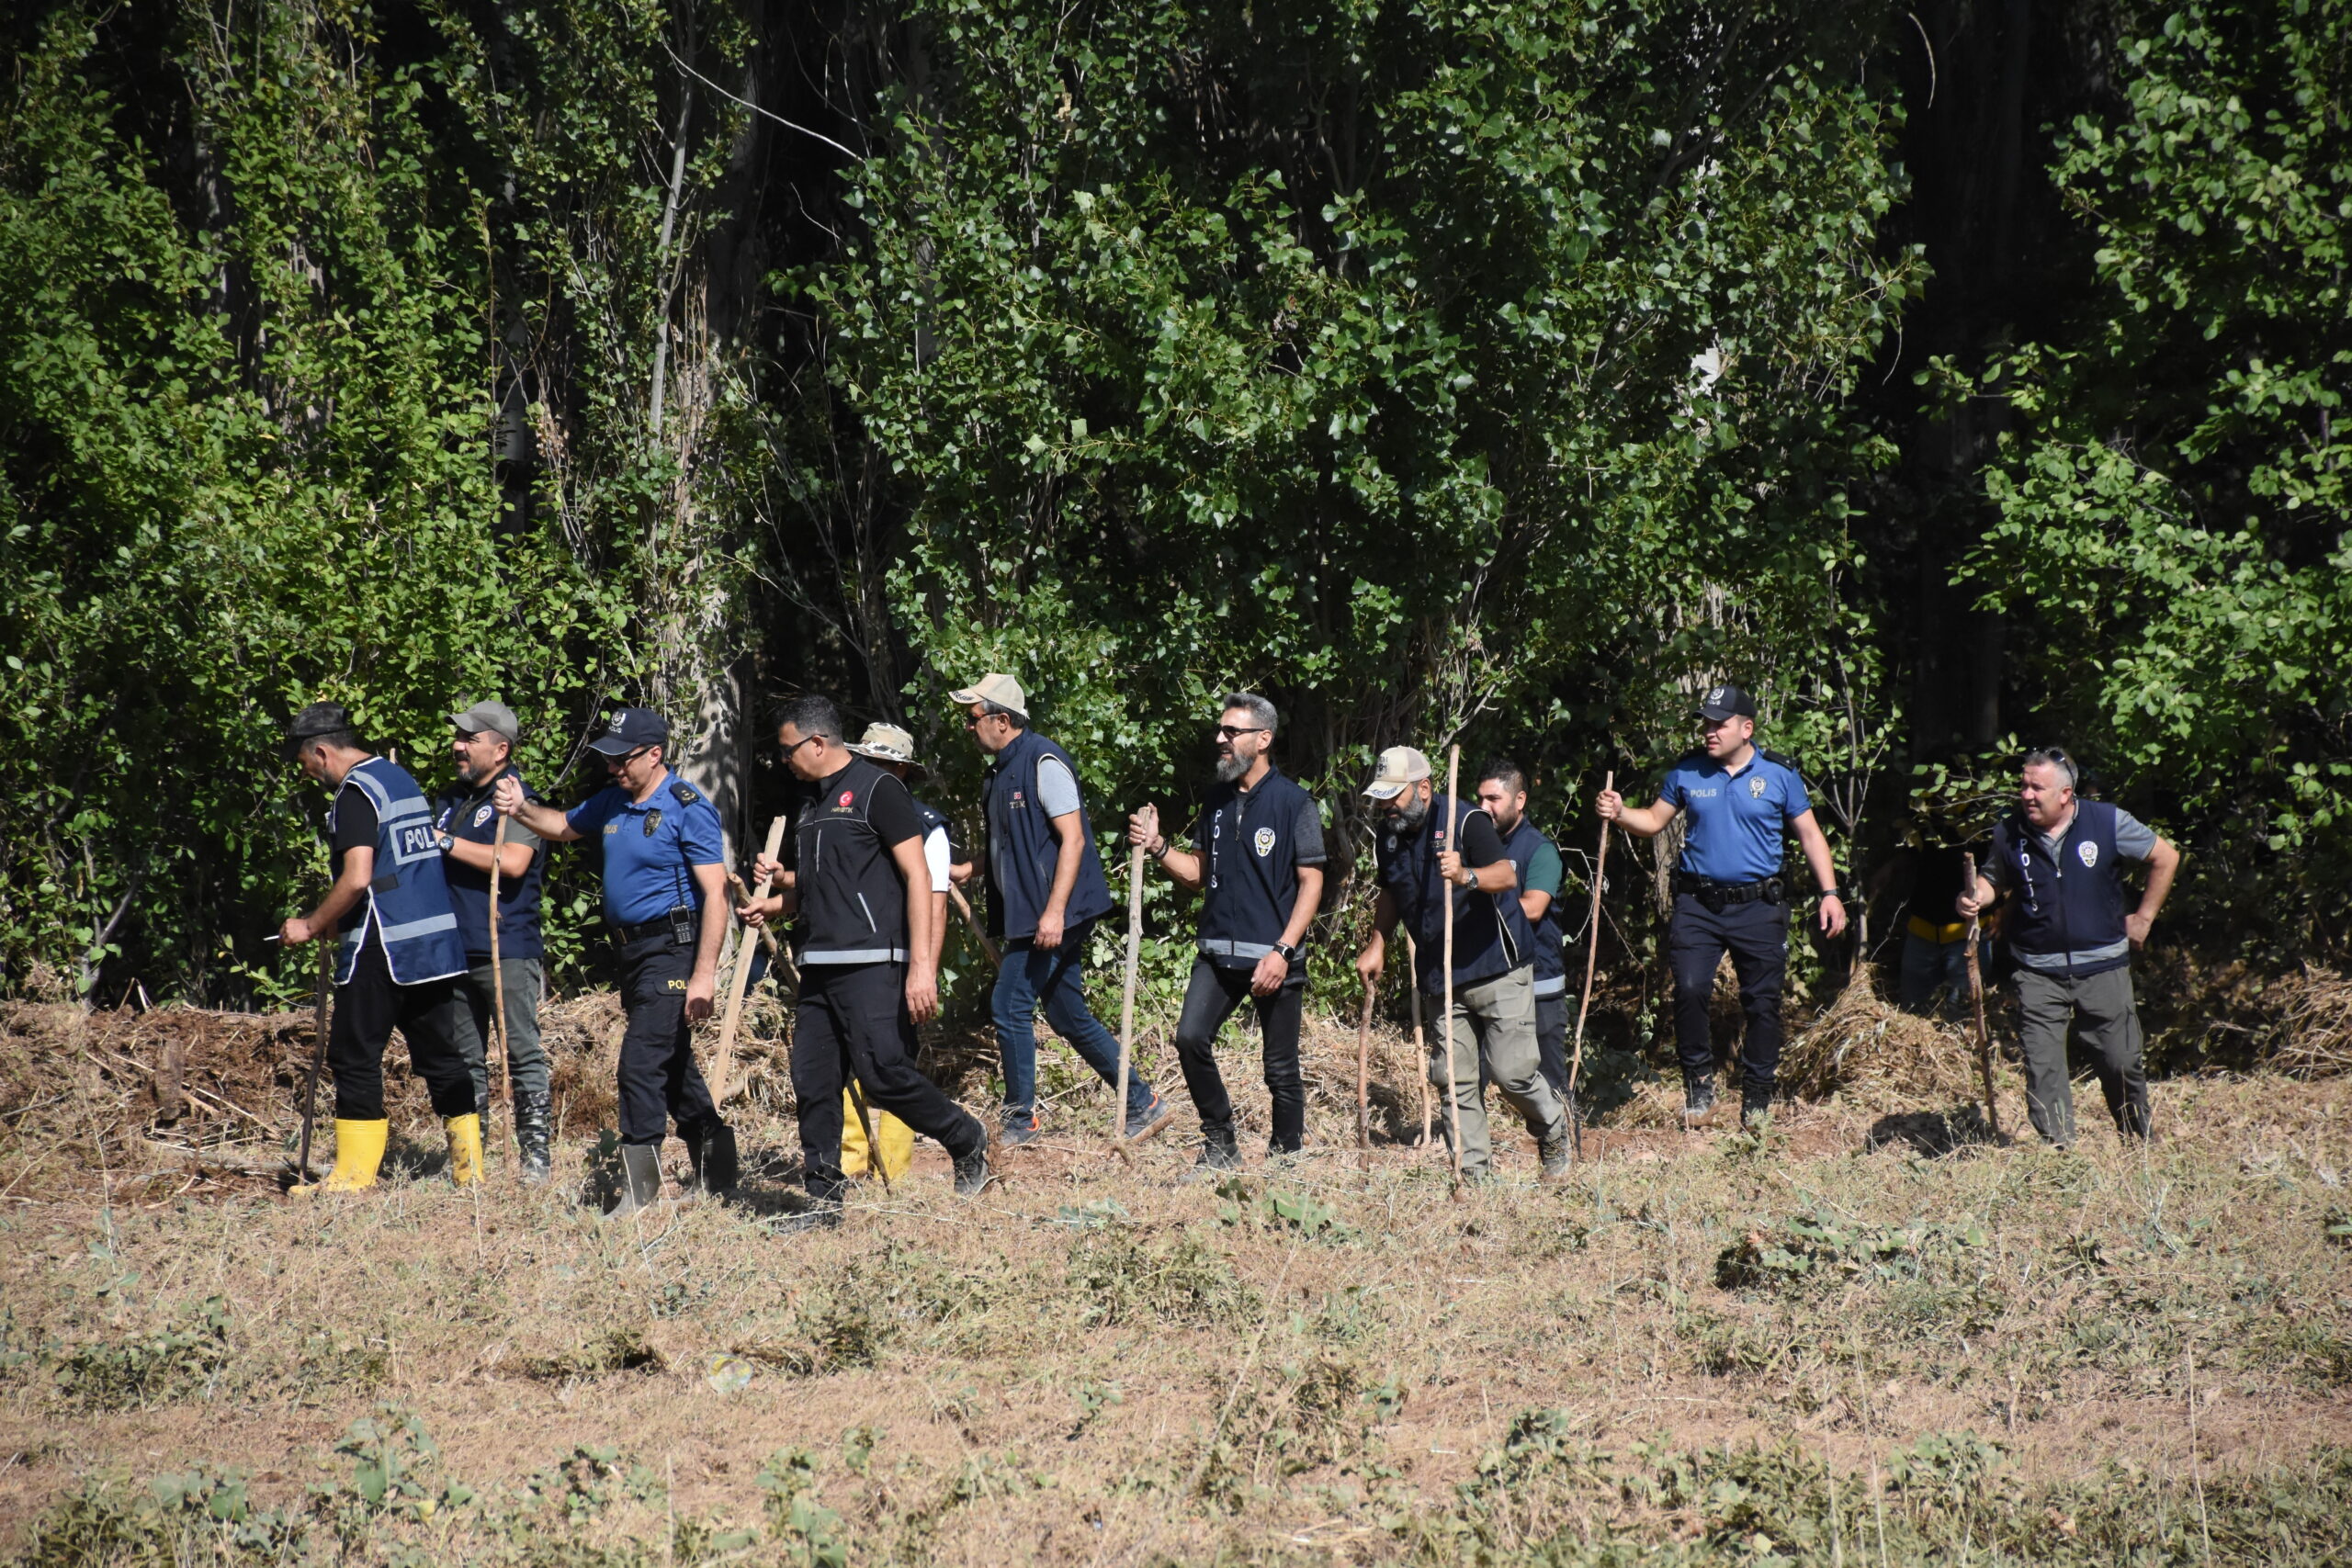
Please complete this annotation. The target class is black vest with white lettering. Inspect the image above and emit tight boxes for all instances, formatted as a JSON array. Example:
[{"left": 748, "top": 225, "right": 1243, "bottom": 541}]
[
  {"left": 1196, "top": 768, "right": 1315, "bottom": 976},
  {"left": 1376, "top": 795, "right": 1531, "bottom": 992},
  {"left": 796, "top": 758, "right": 910, "bottom": 965},
  {"left": 1992, "top": 799, "right": 2130, "bottom": 978}
]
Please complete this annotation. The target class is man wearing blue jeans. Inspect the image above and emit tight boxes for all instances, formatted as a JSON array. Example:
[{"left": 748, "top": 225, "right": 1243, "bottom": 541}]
[{"left": 956, "top": 672, "right": 1173, "bottom": 1146}]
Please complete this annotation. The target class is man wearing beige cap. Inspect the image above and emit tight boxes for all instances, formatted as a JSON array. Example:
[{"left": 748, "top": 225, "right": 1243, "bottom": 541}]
[
  {"left": 956, "top": 673, "right": 1172, "bottom": 1145},
  {"left": 1354, "top": 746, "right": 1571, "bottom": 1182},
  {"left": 430, "top": 700, "right": 553, "bottom": 1180}
]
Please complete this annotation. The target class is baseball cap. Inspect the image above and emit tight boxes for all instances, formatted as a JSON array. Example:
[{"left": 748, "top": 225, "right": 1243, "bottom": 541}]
[
  {"left": 587, "top": 705, "right": 670, "bottom": 756},
  {"left": 948, "top": 672, "right": 1028, "bottom": 720},
  {"left": 449, "top": 699, "right": 520, "bottom": 746},
  {"left": 283, "top": 702, "right": 356, "bottom": 755},
  {"left": 1362, "top": 745, "right": 1433, "bottom": 800},
  {"left": 846, "top": 722, "right": 924, "bottom": 777},
  {"left": 1696, "top": 683, "right": 1758, "bottom": 721}
]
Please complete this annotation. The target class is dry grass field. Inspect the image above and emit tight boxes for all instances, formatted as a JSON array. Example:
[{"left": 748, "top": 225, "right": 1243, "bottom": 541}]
[{"left": 4, "top": 989, "right": 2351, "bottom": 1564}]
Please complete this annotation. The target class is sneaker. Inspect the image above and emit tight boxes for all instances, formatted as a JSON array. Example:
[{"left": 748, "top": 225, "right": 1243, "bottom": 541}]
[
  {"left": 952, "top": 1138, "right": 994, "bottom": 1198},
  {"left": 1000, "top": 1110, "right": 1044, "bottom": 1148},
  {"left": 1123, "top": 1091, "right": 1176, "bottom": 1142}
]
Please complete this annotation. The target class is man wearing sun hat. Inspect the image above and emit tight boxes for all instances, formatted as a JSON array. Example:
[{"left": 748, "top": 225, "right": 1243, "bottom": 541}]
[
  {"left": 1353, "top": 744, "right": 1572, "bottom": 1183},
  {"left": 955, "top": 672, "right": 1173, "bottom": 1146}
]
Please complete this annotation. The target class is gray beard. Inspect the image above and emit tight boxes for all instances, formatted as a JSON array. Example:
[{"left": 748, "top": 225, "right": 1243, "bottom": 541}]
[
  {"left": 1388, "top": 797, "right": 1430, "bottom": 833},
  {"left": 1216, "top": 751, "right": 1248, "bottom": 784}
]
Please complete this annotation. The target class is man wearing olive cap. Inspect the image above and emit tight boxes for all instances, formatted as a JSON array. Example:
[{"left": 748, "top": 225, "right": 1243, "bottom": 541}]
[
  {"left": 430, "top": 700, "right": 553, "bottom": 1180},
  {"left": 956, "top": 672, "right": 1173, "bottom": 1145},
  {"left": 1598, "top": 684, "right": 1847, "bottom": 1130},
  {"left": 496, "top": 705, "right": 736, "bottom": 1218}
]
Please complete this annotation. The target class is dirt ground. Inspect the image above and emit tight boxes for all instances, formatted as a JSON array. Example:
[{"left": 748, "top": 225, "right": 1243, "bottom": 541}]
[{"left": 4, "top": 995, "right": 2351, "bottom": 1563}]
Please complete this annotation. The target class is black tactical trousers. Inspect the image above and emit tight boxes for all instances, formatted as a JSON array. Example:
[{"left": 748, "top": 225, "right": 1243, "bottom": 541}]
[
  {"left": 1668, "top": 892, "right": 1789, "bottom": 1092},
  {"left": 329, "top": 935, "right": 479, "bottom": 1121},
  {"left": 616, "top": 930, "right": 720, "bottom": 1145},
  {"left": 792, "top": 961, "right": 984, "bottom": 1201},
  {"left": 1171, "top": 957, "right": 1306, "bottom": 1153}
]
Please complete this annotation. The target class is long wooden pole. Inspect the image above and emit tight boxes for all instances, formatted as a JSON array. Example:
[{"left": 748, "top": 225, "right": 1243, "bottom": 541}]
[
  {"left": 296, "top": 942, "right": 331, "bottom": 1180},
  {"left": 710, "top": 815, "right": 788, "bottom": 1104},
  {"left": 487, "top": 815, "right": 510, "bottom": 1127},
  {"left": 1962, "top": 852, "right": 2003, "bottom": 1138},
  {"left": 1440, "top": 746, "right": 1464, "bottom": 1190},
  {"left": 1405, "top": 931, "right": 1430, "bottom": 1148},
  {"left": 1565, "top": 770, "right": 1613, "bottom": 1163},
  {"left": 1354, "top": 977, "right": 1376, "bottom": 1172},
  {"left": 1114, "top": 840, "right": 1145, "bottom": 1152}
]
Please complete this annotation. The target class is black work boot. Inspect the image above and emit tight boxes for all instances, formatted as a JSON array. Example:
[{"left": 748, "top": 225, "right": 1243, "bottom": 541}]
[
  {"left": 514, "top": 1090, "right": 553, "bottom": 1185},
  {"left": 603, "top": 1143, "right": 664, "bottom": 1221},
  {"left": 952, "top": 1127, "right": 994, "bottom": 1198},
  {"left": 1181, "top": 1123, "right": 1242, "bottom": 1184},
  {"left": 1537, "top": 1120, "right": 1573, "bottom": 1181},
  {"left": 1681, "top": 1072, "right": 1720, "bottom": 1129},
  {"left": 1740, "top": 1079, "right": 1774, "bottom": 1131},
  {"left": 686, "top": 1122, "right": 741, "bottom": 1196}
]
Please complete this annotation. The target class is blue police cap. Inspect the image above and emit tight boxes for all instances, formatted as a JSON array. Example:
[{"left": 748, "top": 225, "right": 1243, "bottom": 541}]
[
  {"left": 588, "top": 706, "right": 671, "bottom": 755},
  {"left": 1696, "top": 684, "right": 1758, "bottom": 721}
]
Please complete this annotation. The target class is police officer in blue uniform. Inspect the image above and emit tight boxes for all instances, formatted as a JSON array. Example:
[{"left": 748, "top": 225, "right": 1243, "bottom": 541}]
[
  {"left": 1355, "top": 746, "right": 1572, "bottom": 1181},
  {"left": 1125, "top": 693, "right": 1327, "bottom": 1175},
  {"left": 740, "top": 697, "right": 993, "bottom": 1216},
  {"left": 1958, "top": 747, "right": 2180, "bottom": 1145},
  {"left": 956, "top": 672, "right": 1173, "bottom": 1145},
  {"left": 431, "top": 700, "right": 553, "bottom": 1180},
  {"left": 1598, "top": 684, "right": 1847, "bottom": 1128},
  {"left": 1476, "top": 760, "right": 1571, "bottom": 1101},
  {"left": 495, "top": 706, "right": 735, "bottom": 1217},
  {"left": 278, "top": 704, "right": 482, "bottom": 1193}
]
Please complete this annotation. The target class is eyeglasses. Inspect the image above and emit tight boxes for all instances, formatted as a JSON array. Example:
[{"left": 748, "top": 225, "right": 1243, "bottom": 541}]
[
  {"left": 780, "top": 733, "right": 824, "bottom": 756},
  {"left": 602, "top": 745, "right": 651, "bottom": 770},
  {"left": 1215, "top": 725, "right": 1266, "bottom": 740}
]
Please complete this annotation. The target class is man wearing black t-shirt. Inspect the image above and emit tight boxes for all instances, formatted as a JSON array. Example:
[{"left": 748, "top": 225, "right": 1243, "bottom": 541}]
[{"left": 742, "top": 695, "right": 992, "bottom": 1218}]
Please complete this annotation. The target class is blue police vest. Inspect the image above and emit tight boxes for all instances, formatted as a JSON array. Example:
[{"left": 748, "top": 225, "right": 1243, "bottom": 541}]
[
  {"left": 1196, "top": 769, "right": 1315, "bottom": 976},
  {"left": 432, "top": 769, "right": 546, "bottom": 963},
  {"left": 1498, "top": 818, "right": 1567, "bottom": 997},
  {"left": 332, "top": 757, "right": 468, "bottom": 987},
  {"left": 983, "top": 728, "right": 1115, "bottom": 941},
  {"left": 1993, "top": 800, "right": 2132, "bottom": 978},
  {"left": 1377, "top": 795, "right": 1531, "bottom": 993}
]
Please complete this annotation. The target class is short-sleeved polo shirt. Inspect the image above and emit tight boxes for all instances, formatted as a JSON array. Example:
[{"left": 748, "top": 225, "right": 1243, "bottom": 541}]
[
  {"left": 1661, "top": 750, "right": 1812, "bottom": 884},
  {"left": 566, "top": 774, "right": 726, "bottom": 926}
]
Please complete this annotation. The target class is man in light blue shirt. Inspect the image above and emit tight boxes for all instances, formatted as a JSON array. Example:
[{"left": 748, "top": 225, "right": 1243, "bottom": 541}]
[{"left": 1598, "top": 684, "right": 1846, "bottom": 1129}]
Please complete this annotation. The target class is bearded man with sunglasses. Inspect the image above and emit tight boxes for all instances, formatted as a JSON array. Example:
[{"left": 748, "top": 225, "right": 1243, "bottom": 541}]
[
  {"left": 1127, "top": 693, "right": 1327, "bottom": 1175},
  {"left": 1957, "top": 747, "right": 2180, "bottom": 1146},
  {"left": 495, "top": 706, "right": 736, "bottom": 1216}
]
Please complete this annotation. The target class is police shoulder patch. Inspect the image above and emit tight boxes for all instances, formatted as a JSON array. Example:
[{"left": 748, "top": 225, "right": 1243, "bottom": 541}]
[
  {"left": 1758, "top": 748, "right": 1800, "bottom": 772},
  {"left": 670, "top": 781, "right": 702, "bottom": 806}
]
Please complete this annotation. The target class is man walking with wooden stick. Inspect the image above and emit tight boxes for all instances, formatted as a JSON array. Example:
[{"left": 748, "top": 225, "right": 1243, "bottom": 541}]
[
  {"left": 493, "top": 706, "right": 736, "bottom": 1218},
  {"left": 1126, "top": 693, "right": 1328, "bottom": 1178},
  {"left": 739, "top": 696, "right": 993, "bottom": 1219},
  {"left": 1355, "top": 746, "right": 1572, "bottom": 1183},
  {"left": 431, "top": 701, "right": 552, "bottom": 1181},
  {"left": 1956, "top": 747, "right": 2179, "bottom": 1146},
  {"left": 956, "top": 673, "right": 1172, "bottom": 1146}
]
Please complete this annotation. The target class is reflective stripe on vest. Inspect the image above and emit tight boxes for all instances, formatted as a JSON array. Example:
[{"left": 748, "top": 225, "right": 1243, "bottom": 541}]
[
  {"left": 334, "top": 757, "right": 469, "bottom": 987},
  {"left": 797, "top": 759, "right": 914, "bottom": 964}
]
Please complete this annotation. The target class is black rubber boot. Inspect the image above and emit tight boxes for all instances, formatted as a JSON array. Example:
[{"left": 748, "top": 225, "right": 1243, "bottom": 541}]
[
  {"left": 603, "top": 1143, "right": 664, "bottom": 1221},
  {"left": 686, "top": 1122, "right": 741, "bottom": 1195},
  {"left": 1181, "top": 1123, "right": 1242, "bottom": 1184},
  {"left": 514, "top": 1091, "right": 553, "bottom": 1185}
]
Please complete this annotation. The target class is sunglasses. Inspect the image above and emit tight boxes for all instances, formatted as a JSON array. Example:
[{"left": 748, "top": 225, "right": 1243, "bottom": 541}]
[
  {"left": 781, "top": 733, "right": 824, "bottom": 756},
  {"left": 602, "top": 745, "right": 651, "bottom": 769},
  {"left": 1215, "top": 725, "right": 1266, "bottom": 740}
]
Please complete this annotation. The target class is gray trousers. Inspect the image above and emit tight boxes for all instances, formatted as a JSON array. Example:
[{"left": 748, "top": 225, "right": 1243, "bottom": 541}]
[
  {"left": 1428, "top": 965, "right": 1566, "bottom": 1179},
  {"left": 2015, "top": 965, "right": 2151, "bottom": 1145},
  {"left": 453, "top": 958, "right": 550, "bottom": 1111}
]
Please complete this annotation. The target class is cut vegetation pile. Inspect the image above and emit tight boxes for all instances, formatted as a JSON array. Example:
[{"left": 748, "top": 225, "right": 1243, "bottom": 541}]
[
  {"left": 1778, "top": 972, "right": 1995, "bottom": 1105},
  {"left": 2267, "top": 967, "right": 2352, "bottom": 1079}
]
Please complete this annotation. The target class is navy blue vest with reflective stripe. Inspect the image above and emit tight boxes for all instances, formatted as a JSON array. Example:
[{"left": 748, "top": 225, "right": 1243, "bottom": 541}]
[
  {"left": 983, "top": 728, "right": 1114, "bottom": 941},
  {"left": 1377, "top": 795, "right": 1531, "bottom": 992},
  {"left": 797, "top": 758, "right": 911, "bottom": 965},
  {"left": 1196, "top": 769, "right": 1313, "bottom": 971},
  {"left": 333, "top": 757, "right": 468, "bottom": 986},
  {"left": 1993, "top": 800, "right": 2131, "bottom": 978},
  {"left": 1499, "top": 818, "right": 1567, "bottom": 996}
]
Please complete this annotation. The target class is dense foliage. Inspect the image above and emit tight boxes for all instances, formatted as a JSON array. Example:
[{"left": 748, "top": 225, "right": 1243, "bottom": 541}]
[{"left": 0, "top": 0, "right": 2344, "bottom": 1004}]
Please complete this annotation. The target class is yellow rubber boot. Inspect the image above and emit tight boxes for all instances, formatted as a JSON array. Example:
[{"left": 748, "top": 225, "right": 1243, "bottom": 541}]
[
  {"left": 293, "top": 1119, "right": 389, "bottom": 1196},
  {"left": 443, "top": 1114, "right": 485, "bottom": 1187}
]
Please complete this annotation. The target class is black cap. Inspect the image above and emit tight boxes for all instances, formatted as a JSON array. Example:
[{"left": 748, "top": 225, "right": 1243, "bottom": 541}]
[
  {"left": 1695, "top": 683, "right": 1758, "bottom": 721},
  {"left": 587, "top": 705, "right": 670, "bottom": 756},
  {"left": 283, "top": 702, "right": 356, "bottom": 755}
]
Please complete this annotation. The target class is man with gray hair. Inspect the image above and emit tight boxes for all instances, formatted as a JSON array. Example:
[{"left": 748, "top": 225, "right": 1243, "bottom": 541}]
[
  {"left": 1958, "top": 746, "right": 2181, "bottom": 1145},
  {"left": 1128, "top": 693, "right": 1327, "bottom": 1173},
  {"left": 431, "top": 700, "right": 553, "bottom": 1180}
]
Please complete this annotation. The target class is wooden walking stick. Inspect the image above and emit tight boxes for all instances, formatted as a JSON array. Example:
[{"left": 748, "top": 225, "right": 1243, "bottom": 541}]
[
  {"left": 1354, "top": 976, "right": 1376, "bottom": 1173},
  {"left": 844, "top": 1077, "right": 895, "bottom": 1195},
  {"left": 947, "top": 884, "right": 1001, "bottom": 969},
  {"left": 1440, "top": 745, "right": 1465, "bottom": 1190},
  {"left": 1405, "top": 931, "right": 1431, "bottom": 1149},
  {"left": 1962, "top": 852, "right": 2004, "bottom": 1138},
  {"left": 486, "top": 817, "right": 510, "bottom": 1125},
  {"left": 710, "top": 815, "right": 788, "bottom": 1105},
  {"left": 1113, "top": 838, "right": 1145, "bottom": 1156},
  {"left": 295, "top": 941, "right": 331, "bottom": 1181},
  {"left": 1564, "top": 770, "right": 1613, "bottom": 1163}
]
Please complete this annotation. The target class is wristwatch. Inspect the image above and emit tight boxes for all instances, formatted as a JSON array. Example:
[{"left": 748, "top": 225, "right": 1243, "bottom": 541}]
[
  {"left": 436, "top": 831, "right": 455, "bottom": 853},
  {"left": 1272, "top": 941, "right": 1302, "bottom": 965},
  {"left": 1818, "top": 886, "right": 1843, "bottom": 902}
]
